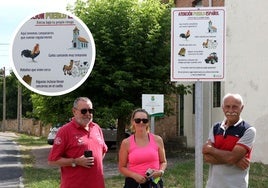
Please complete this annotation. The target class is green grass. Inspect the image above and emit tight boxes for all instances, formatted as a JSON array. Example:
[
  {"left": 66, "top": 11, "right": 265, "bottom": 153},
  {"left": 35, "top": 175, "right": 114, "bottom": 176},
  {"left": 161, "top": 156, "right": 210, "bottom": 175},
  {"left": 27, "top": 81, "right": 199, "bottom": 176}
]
[
  {"left": 15, "top": 134, "right": 60, "bottom": 188},
  {"left": 105, "top": 162, "right": 268, "bottom": 188},
  {"left": 16, "top": 133, "right": 268, "bottom": 188},
  {"left": 248, "top": 162, "right": 268, "bottom": 187},
  {"left": 16, "top": 134, "right": 48, "bottom": 146},
  {"left": 104, "top": 160, "right": 209, "bottom": 188},
  {"left": 23, "top": 167, "right": 60, "bottom": 188}
]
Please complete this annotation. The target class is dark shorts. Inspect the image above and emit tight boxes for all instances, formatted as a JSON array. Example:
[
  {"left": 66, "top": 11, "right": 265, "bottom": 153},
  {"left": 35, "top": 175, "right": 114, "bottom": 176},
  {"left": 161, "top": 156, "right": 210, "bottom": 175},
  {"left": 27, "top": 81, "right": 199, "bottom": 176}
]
[{"left": 123, "top": 177, "right": 163, "bottom": 188}]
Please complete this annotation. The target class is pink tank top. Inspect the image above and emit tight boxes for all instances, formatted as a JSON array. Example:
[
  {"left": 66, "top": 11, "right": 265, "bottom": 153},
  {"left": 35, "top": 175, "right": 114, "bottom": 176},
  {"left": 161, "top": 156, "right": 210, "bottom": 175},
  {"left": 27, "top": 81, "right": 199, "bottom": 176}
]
[{"left": 128, "top": 133, "right": 160, "bottom": 176}]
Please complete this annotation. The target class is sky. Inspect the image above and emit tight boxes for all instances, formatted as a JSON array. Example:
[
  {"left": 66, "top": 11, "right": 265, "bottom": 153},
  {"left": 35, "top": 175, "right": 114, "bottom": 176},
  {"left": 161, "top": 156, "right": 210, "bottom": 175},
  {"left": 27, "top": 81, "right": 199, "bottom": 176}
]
[{"left": 0, "top": 0, "right": 76, "bottom": 75}]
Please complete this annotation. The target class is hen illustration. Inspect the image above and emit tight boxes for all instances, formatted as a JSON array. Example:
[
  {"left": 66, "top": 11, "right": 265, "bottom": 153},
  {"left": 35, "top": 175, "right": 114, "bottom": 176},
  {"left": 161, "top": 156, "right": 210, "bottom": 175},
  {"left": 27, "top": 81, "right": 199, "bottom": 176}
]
[
  {"left": 21, "top": 43, "right": 40, "bottom": 62},
  {"left": 179, "top": 30, "right": 190, "bottom": 40}
]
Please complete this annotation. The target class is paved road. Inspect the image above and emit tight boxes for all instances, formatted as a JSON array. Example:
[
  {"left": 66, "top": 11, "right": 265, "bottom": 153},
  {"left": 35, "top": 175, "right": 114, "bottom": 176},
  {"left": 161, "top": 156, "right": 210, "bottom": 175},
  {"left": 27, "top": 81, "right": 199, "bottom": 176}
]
[{"left": 0, "top": 132, "right": 24, "bottom": 188}]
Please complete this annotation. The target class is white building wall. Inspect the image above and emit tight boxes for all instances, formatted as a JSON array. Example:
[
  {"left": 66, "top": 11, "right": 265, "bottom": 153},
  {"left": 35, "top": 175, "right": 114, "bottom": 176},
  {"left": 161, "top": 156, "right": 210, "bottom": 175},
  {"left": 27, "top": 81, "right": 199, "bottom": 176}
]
[
  {"left": 183, "top": 1, "right": 268, "bottom": 163},
  {"left": 184, "top": 82, "right": 223, "bottom": 148},
  {"left": 225, "top": 1, "right": 268, "bottom": 164},
  {"left": 184, "top": 89, "right": 195, "bottom": 147}
]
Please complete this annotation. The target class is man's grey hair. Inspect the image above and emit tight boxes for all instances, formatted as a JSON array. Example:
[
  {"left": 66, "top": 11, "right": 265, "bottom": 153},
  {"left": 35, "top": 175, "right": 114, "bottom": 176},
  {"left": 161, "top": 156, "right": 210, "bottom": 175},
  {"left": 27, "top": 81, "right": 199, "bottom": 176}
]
[
  {"left": 222, "top": 93, "right": 244, "bottom": 106},
  {"left": 73, "top": 97, "right": 92, "bottom": 108}
]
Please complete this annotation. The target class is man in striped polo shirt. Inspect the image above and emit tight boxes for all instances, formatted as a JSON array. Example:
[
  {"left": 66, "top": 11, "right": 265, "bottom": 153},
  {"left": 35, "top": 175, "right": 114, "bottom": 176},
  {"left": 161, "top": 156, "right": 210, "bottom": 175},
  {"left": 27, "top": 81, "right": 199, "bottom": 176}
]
[{"left": 202, "top": 93, "right": 256, "bottom": 188}]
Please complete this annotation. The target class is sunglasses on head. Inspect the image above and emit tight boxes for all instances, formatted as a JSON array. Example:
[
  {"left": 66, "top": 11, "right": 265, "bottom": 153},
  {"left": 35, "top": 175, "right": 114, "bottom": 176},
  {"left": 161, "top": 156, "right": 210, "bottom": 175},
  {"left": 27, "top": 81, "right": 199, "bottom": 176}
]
[
  {"left": 134, "top": 118, "right": 149, "bottom": 124},
  {"left": 79, "top": 108, "right": 94, "bottom": 114}
]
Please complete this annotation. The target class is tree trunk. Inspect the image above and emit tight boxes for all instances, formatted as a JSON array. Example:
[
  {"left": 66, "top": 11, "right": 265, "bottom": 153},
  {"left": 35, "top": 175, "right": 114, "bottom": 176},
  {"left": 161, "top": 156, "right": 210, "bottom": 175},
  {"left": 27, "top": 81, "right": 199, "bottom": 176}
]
[{"left": 116, "top": 116, "right": 127, "bottom": 150}]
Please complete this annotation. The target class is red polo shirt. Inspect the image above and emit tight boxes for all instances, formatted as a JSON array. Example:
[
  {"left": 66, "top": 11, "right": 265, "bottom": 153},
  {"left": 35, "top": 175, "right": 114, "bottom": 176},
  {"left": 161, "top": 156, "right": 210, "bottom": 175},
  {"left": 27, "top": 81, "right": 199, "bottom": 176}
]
[{"left": 48, "top": 119, "right": 108, "bottom": 188}]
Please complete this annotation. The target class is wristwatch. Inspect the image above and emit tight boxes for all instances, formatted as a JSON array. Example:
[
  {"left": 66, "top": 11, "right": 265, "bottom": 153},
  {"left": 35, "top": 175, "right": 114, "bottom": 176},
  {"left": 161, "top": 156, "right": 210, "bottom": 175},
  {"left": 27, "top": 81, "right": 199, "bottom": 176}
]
[{"left": 71, "top": 158, "right": 76, "bottom": 167}]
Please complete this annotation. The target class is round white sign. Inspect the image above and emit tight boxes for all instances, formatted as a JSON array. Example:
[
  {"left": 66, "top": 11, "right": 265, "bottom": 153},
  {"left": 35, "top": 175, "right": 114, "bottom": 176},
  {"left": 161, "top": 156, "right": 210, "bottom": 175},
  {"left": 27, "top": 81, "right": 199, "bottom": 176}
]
[{"left": 11, "top": 11, "right": 95, "bottom": 96}]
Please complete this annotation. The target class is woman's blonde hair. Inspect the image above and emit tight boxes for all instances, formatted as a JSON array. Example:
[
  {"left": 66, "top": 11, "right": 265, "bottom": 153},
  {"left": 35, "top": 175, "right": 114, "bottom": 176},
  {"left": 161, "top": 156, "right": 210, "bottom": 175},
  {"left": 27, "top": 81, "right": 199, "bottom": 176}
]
[{"left": 130, "top": 108, "right": 150, "bottom": 133}]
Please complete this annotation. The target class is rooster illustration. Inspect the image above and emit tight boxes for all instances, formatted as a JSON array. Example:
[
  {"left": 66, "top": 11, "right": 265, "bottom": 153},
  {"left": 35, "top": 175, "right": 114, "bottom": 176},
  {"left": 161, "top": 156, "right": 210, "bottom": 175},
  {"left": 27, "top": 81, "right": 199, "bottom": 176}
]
[
  {"left": 21, "top": 43, "right": 40, "bottom": 62},
  {"left": 179, "top": 30, "right": 190, "bottom": 40}
]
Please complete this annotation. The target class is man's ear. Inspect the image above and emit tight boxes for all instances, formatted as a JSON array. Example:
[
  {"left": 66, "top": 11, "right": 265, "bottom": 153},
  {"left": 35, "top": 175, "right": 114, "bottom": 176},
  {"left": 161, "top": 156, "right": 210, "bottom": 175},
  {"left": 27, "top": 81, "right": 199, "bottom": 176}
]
[{"left": 72, "top": 107, "right": 76, "bottom": 114}]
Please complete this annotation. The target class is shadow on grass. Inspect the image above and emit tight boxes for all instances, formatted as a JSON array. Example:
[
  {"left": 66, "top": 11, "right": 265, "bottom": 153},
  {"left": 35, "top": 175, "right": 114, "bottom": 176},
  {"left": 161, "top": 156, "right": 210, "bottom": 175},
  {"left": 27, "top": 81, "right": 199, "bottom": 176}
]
[
  {"left": 23, "top": 166, "right": 60, "bottom": 188},
  {"left": 16, "top": 134, "right": 47, "bottom": 147}
]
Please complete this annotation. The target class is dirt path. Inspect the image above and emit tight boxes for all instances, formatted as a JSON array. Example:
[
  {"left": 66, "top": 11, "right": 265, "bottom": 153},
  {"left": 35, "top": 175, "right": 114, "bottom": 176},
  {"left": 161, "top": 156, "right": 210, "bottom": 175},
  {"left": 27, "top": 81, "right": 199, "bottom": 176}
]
[
  {"left": 31, "top": 146, "right": 191, "bottom": 178},
  {"left": 1, "top": 132, "right": 191, "bottom": 178},
  {"left": 2, "top": 132, "right": 192, "bottom": 179},
  {"left": 31, "top": 146, "right": 121, "bottom": 177}
]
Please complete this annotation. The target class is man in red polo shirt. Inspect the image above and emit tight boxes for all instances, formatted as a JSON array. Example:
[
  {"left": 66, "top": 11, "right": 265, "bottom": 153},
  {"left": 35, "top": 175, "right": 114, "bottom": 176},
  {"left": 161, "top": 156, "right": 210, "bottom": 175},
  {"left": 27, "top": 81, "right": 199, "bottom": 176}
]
[{"left": 48, "top": 97, "right": 108, "bottom": 188}]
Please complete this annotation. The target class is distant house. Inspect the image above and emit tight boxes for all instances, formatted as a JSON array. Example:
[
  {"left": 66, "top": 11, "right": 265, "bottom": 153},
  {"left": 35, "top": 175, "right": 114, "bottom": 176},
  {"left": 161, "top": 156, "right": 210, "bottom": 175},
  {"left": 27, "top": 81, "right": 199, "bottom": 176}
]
[{"left": 72, "top": 26, "right": 88, "bottom": 49}]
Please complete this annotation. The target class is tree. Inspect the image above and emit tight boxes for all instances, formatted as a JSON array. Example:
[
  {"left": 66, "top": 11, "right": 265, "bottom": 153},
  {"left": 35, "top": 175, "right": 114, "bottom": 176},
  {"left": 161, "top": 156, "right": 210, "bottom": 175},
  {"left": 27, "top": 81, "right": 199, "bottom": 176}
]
[
  {"left": 30, "top": 94, "right": 74, "bottom": 125},
  {"left": 0, "top": 72, "right": 33, "bottom": 120},
  {"left": 71, "top": 0, "right": 174, "bottom": 145},
  {"left": 30, "top": 0, "right": 176, "bottom": 146}
]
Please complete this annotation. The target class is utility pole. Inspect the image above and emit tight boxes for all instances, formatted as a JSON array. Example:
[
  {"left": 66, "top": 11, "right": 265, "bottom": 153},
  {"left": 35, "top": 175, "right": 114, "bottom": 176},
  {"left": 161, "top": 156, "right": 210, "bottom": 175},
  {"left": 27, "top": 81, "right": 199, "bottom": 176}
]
[
  {"left": 0, "top": 67, "right": 6, "bottom": 132},
  {"left": 17, "top": 83, "right": 22, "bottom": 132}
]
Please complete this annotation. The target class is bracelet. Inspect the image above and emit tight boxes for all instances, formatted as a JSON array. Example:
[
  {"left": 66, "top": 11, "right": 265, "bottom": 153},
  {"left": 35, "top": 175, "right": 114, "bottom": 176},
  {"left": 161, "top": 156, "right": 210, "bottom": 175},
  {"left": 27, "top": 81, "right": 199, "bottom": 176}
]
[{"left": 159, "top": 170, "right": 164, "bottom": 176}]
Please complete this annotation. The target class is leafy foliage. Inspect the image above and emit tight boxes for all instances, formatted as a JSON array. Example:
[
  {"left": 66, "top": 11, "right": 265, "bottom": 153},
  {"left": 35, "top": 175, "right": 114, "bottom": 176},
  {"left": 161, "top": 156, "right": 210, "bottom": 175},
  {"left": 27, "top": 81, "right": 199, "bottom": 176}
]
[
  {"left": 30, "top": 94, "right": 74, "bottom": 125},
  {"left": 11, "top": 1, "right": 186, "bottom": 143},
  {"left": 67, "top": 0, "right": 175, "bottom": 142},
  {"left": 0, "top": 1, "right": 191, "bottom": 140},
  {"left": 73, "top": 1, "right": 171, "bottom": 108},
  {"left": 0, "top": 72, "right": 33, "bottom": 120}
]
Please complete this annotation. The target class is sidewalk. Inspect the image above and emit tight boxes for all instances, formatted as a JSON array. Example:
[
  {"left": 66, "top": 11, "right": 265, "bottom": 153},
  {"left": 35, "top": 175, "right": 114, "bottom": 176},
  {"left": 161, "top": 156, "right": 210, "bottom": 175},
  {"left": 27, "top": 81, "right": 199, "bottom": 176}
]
[
  {"left": 0, "top": 131, "right": 23, "bottom": 188},
  {"left": 0, "top": 131, "right": 19, "bottom": 140}
]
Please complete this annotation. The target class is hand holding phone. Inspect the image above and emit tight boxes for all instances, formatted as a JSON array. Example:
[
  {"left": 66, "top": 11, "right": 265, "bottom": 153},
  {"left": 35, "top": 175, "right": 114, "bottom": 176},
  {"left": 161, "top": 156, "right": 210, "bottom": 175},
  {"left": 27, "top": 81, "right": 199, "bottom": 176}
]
[
  {"left": 84, "top": 150, "right": 93, "bottom": 167},
  {"left": 84, "top": 150, "right": 93, "bottom": 158}
]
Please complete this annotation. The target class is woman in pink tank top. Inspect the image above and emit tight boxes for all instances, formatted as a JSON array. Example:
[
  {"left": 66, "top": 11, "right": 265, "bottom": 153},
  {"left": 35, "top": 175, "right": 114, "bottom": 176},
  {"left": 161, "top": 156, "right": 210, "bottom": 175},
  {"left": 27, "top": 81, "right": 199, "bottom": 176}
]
[{"left": 119, "top": 108, "right": 167, "bottom": 188}]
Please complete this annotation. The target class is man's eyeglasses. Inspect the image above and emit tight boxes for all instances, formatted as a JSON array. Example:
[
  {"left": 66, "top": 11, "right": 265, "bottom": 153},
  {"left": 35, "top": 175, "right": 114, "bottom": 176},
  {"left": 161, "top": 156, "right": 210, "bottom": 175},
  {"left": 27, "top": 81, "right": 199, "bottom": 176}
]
[
  {"left": 79, "top": 108, "right": 94, "bottom": 115},
  {"left": 134, "top": 118, "right": 149, "bottom": 124}
]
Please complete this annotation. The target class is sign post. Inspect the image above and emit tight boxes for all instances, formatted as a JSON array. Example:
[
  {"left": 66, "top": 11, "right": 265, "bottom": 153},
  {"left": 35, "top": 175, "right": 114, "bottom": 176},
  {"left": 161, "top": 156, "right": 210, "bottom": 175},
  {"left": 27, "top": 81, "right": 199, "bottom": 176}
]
[
  {"left": 142, "top": 94, "right": 164, "bottom": 134},
  {"left": 171, "top": 7, "right": 226, "bottom": 188}
]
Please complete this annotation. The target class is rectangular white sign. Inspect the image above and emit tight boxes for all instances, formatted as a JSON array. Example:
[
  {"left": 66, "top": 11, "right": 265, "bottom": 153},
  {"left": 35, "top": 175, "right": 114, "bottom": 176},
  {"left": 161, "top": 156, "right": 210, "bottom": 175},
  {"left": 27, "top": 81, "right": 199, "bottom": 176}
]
[
  {"left": 171, "top": 7, "right": 226, "bottom": 81},
  {"left": 142, "top": 94, "right": 164, "bottom": 116}
]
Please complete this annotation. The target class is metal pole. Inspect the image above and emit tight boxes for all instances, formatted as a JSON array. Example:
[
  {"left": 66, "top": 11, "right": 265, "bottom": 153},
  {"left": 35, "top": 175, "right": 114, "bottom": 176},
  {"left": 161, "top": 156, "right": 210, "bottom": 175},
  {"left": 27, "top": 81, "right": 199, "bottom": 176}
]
[
  {"left": 195, "top": 81, "right": 203, "bottom": 188},
  {"left": 209, "top": 0, "right": 212, "bottom": 6},
  {"left": 208, "top": 82, "right": 212, "bottom": 133},
  {"left": 150, "top": 116, "right": 155, "bottom": 134}
]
